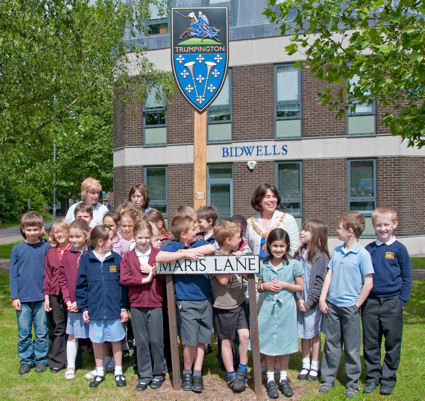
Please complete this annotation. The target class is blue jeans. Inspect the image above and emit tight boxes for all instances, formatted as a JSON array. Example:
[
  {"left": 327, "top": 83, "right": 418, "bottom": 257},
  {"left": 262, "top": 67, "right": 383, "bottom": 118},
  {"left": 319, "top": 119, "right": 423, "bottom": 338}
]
[{"left": 16, "top": 301, "right": 49, "bottom": 366}]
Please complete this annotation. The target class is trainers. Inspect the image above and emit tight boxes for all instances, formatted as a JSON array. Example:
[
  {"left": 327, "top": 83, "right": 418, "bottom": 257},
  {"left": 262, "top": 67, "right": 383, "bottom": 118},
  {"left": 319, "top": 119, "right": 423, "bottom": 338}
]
[
  {"left": 346, "top": 388, "right": 358, "bottom": 398},
  {"left": 115, "top": 374, "right": 126, "bottom": 387},
  {"left": 192, "top": 375, "right": 204, "bottom": 393},
  {"left": 297, "top": 368, "right": 309, "bottom": 380},
  {"left": 319, "top": 383, "right": 334, "bottom": 393},
  {"left": 89, "top": 375, "right": 105, "bottom": 388},
  {"left": 135, "top": 379, "right": 150, "bottom": 391},
  {"left": 278, "top": 379, "right": 294, "bottom": 397},
  {"left": 35, "top": 363, "right": 48, "bottom": 373},
  {"left": 18, "top": 364, "right": 32, "bottom": 375},
  {"left": 181, "top": 373, "right": 192, "bottom": 391},
  {"left": 231, "top": 369, "right": 250, "bottom": 392},
  {"left": 150, "top": 376, "right": 165, "bottom": 389},
  {"left": 266, "top": 380, "right": 279, "bottom": 399},
  {"left": 307, "top": 368, "right": 319, "bottom": 381},
  {"left": 363, "top": 381, "right": 378, "bottom": 393}
]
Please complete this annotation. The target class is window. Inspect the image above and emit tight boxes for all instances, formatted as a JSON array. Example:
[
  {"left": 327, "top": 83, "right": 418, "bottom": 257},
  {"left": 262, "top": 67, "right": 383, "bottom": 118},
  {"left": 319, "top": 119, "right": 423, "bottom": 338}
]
[
  {"left": 145, "top": 166, "right": 168, "bottom": 217},
  {"left": 146, "top": 1, "right": 168, "bottom": 35},
  {"left": 347, "top": 75, "right": 375, "bottom": 135},
  {"left": 275, "top": 64, "right": 301, "bottom": 138},
  {"left": 209, "top": 0, "right": 232, "bottom": 25},
  {"left": 143, "top": 87, "right": 166, "bottom": 145},
  {"left": 348, "top": 159, "right": 376, "bottom": 215},
  {"left": 276, "top": 162, "right": 302, "bottom": 217},
  {"left": 207, "top": 164, "right": 232, "bottom": 221},
  {"left": 208, "top": 71, "right": 231, "bottom": 142}
]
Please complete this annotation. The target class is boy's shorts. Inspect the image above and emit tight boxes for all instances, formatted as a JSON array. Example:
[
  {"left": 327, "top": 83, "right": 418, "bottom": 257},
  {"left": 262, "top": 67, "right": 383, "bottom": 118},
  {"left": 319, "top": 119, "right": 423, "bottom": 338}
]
[
  {"left": 177, "top": 299, "right": 212, "bottom": 346},
  {"left": 213, "top": 302, "right": 249, "bottom": 340}
]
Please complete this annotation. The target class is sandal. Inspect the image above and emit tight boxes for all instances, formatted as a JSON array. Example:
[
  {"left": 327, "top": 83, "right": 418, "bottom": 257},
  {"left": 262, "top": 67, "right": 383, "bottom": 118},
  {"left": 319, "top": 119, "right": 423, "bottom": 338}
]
[
  {"left": 297, "top": 368, "right": 309, "bottom": 380},
  {"left": 65, "top": 367, "right": 75, "bottom": 380}
]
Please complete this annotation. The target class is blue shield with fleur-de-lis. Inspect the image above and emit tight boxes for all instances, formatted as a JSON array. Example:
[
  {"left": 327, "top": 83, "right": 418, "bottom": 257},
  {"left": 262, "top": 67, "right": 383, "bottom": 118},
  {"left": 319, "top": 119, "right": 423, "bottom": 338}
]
[{"left": 171, "top": 7, "right": 228, "bottom": 113}]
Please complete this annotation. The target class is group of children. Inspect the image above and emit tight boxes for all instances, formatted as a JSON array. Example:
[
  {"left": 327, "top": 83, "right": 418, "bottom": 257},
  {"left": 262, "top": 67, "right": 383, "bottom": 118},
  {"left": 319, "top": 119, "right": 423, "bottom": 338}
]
[{"left": 10, "top": 190, "right": 412, "bottom": 398}]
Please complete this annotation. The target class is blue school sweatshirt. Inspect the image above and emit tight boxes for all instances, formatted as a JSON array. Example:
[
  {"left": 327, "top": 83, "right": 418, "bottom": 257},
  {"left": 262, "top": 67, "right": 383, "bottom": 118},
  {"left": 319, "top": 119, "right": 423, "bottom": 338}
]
[{"left": 9, "top": 240, "right": 51, "bottom": 302}]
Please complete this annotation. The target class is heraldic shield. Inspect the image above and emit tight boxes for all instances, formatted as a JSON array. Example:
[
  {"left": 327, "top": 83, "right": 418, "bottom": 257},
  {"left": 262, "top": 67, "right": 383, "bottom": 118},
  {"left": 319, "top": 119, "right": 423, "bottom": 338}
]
[{"left": 171, "top": 7, "right": 229, "bottom": 113}]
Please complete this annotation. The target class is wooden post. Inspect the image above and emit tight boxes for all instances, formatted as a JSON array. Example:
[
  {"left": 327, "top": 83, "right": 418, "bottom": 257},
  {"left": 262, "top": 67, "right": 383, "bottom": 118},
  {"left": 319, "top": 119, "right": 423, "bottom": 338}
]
[
  {"left": 193, "top": 110, "right": 207, "bottom": 210},
  {"left": 166, "top": 275, "right": 181, "bottom": 389},
  {"left": 248, "top": 275, "right": 262, "bottom": 396}
]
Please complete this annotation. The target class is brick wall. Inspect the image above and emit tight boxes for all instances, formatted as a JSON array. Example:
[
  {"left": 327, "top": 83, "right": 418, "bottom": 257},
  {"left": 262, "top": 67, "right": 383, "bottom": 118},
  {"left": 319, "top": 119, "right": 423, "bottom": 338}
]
[
  {"left": 167, "top": 164, "right": 194, "bottom": 218},
  {"left": 113, "top": 165, "right": 144, "bottom": 208},
  {"left": 167, "top": 91, "right": 195, "bottom": 145}
]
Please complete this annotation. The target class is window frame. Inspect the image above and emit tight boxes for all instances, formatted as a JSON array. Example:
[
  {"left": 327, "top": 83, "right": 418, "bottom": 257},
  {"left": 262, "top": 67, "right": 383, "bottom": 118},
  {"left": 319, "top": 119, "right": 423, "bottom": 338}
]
[
  {"left": 145, "top": 1, "right": 169, "bottom": 35},
  {"left": 143, "top": 87, "right": 167, "bottom": 146},
  {"left": 274, "top": 63, "right": 302, "bottom": 122},
  {"left": 207, "top": 163, "right": 233, "bottom": 221},
  {"left": 144, "top": 166, "right": 168, "bottom": 218},
  {"left": 275, "top": 161, "right": 303, "bottom": 218}
]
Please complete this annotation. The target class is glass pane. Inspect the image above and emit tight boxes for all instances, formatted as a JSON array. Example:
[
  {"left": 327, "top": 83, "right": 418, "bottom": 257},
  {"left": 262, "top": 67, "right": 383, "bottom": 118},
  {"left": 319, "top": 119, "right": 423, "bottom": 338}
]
[
  {"left": 276, "top": 103, "right": 300, "bottom": 118},
  {"left": 276, "top": 65, "right": 299, "bottom": 102},
  {"left": 277, "top": 164, "right": 300, "bottom": 199},
  {"left": 150, "top": 202, "right": 167, "bottom": 218},
  {"left": 348, "top": 115, "right": 375, "bottom": 135},
  {"left": 149, "top": 1, "right": 167, "bottom": 19},
  {"left": 210, "top": 75, "right": 230, "bottom": 106},
  {"left": 280, "top": 202, "right": 301, "bottom": 216},
  {"left": 208, "top": 107, "right": 231, "bottom": 122},
  {"left": 353, "top": 101, "right": 374, "bottom": 114},
  {"left": 146, "top": 167, "right": 166, "bottom": 201},
  {"left": 210, "top": 183, "right": 231, "bottom": 221},
  {"left": 350, "top": 201, "right": 375, "bottom": 212},
  {"left": 276, "top": 119, "right": 301, "bottom": 138},
  {"left": 208, "top": 123, "right": 231, "bottom": 142},
  {"left": 145, "top": 87, "right": 165, "bottom": 109},
  {"left": 145, "top": 127, "right": 166, "bottom": 145},
  {"left": 145, "top": 111, "right": 166, "bottom": 126},
  {"left": 350, "top": 161, "right": 374, "bottom": 198},
  {"left": 209, "top": 164, "right": 232, "bottom": 180}
]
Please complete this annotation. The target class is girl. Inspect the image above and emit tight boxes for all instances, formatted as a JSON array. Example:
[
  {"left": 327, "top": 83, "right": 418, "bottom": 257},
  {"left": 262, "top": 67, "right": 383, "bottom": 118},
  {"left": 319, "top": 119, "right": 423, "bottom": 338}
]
[
  {"left": 43, "top": 218, "right": 72, "bottom": 372},
  {"left": 144, "top": 208, "right": 169, "bottom": 248},
  {"left": 75, "top": 225, "right": 129, "bottom": 388},
  {"left": 257, "top": 228, "right": 304, "bottom": 399},
  {"left": 117, "top": 203, "right": 140, "bottom": 250},
  {"left": 294, "top": 220, "right": 329, "bottom": 381},
  {"left": 103, "top": 211, "right": 129, "bottom": 256},
  {"left": 120, "top": 220, "right": 165, "bottom": 391},
  {"left": 58, "top": 219, "right": 90, "bottom": 380}
]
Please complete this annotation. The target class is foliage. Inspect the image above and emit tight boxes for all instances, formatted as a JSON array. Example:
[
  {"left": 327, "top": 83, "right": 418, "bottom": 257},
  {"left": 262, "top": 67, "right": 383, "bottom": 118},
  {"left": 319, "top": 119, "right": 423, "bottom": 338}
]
[
  {"left": 0, "top": 0, "right": 175, "bottom": 206},
  {"left": 264, "top": 0, "right": 425, "bottom": 148}
]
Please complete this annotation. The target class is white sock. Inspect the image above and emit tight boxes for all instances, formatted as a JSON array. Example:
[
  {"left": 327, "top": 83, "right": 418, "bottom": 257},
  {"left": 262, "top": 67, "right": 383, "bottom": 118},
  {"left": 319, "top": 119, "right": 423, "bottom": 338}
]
[
  {"left": 280, "top": 370, "right": 288, "bottom": 381},
  {"left": 66, "top": 341, "right": 78, "bottom": 369},
  {"left": 311, "top": 360, "right": 319, "bottom": 371},
  {"left": 114, "top": 365, "right": 123, "bottom": 375},
  {"left": 266, "top": 371, "right": 275, "bottom": 383},
  {"left": 96, "top": 366, "right": 104, "bottom": 377},
  {"left": 302, "top": 357, "right": 311, "bottom": 370}
]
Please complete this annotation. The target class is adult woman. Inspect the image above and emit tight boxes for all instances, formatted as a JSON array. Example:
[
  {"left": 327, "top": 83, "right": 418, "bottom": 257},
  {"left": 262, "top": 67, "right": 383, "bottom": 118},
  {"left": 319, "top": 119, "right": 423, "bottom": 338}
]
[
  {"left": 128, "top": 183, "right": 151, "bottom": 214},
  {"left": 246, "top": 183, "right": 300, "bottom": 258}
]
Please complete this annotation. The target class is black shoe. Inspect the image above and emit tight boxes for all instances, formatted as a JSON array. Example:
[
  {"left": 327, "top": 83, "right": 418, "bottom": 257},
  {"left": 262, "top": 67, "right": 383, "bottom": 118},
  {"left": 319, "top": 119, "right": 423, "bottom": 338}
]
[
  {"left": 266, "top": 380, "right": 279, "bottom": 399},
  {"left": 34, "top": 363, "right": 48, "bottom": 373},
  {"left": 231, "top": 369, "right": 250, "bottom": 392},
  {"left": 50, "top": 367, "right": 61, "bottom": 373},
  {"left": 89, "top": 375, "right": 105, "bottom": 388},
  {"left": 363, "top": 381, "right": 378, "bottom": 394},
  {"left": 278, "top": 379, "right": 293, "bottom": 397},
  {"left": 136, "top": 379, "right": 151, "bottom": 391},
  {"left": 297, "top": 368, "right": 309, "bottom": 380},
  {"left": 181, "top": 373, "right": 192, "bottom": 391},
  {"left": 150, "top": 376, "right": 164, "bottom": 389},
  {"left": 307, "top": 368, "right": 319, "bottom": 381},
  {"left": 18, "top": 364, "right": 32, "bottom": 375},
  {"left": 192, "top": 375, "right": 204, "bottom": 393},
  {"left": 115, "top": 374, "right": 126, "bottom": 387},
  {"left": 380, "top": 385, "right": 394, "bottom": 395}
]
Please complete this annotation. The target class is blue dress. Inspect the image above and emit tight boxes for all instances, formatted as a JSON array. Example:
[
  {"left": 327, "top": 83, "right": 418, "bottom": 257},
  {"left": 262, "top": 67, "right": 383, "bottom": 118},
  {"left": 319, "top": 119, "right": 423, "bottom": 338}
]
[{"left": 257, "top": 259, "right": 304, "bottom": 356}]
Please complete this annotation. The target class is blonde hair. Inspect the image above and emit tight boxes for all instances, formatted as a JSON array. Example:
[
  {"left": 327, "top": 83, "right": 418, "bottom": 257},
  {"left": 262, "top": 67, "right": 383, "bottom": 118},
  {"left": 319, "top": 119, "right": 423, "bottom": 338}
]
[
  {"left": 117, "top": 202, "right": 141, "bottom": 222},
  {"left": 339, "top": 212, "right": 365, "bottom": 238},
  {"left": 214, "top": 221, "right": 240, "bottom": 247},
  {"left": 144, "top": 209, "right": 168, "bottom": 236},
  {"left": 80, "top": 177, "right": 102, "bottom": 199},
  {"left": 49, "top": 218, "right": 70, "bottom": 247},
  {"left": 175, "top": 205, "right": 197, "bottom": 220},
  {"left": 21, "top": 211, "right": 44, "bottom": 228},
  {"left": 372, "top": 206, "right": 398, "bottom": 224},
  {"left": 133, "top": 219, "right": 153, "bottom": 236}
]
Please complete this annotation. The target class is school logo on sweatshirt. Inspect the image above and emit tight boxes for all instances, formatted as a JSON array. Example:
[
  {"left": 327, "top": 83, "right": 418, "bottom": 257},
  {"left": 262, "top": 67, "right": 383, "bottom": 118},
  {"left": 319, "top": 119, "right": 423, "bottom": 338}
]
[
  {"left": 109, "top": 265, "right": 117, "bottom": 273},
  {"left": 385, "top": 252, "right": 395, "bottom": 260}
]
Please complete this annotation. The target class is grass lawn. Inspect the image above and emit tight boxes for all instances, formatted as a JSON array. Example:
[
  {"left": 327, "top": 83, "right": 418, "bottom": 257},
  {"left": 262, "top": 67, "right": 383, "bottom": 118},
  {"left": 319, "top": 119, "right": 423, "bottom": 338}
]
[
  {"left": 0, "top": 272, "right": 424, "bottom": 400},
  {"left": 0, "top": 241, "right": 21, "bottom": 259}
]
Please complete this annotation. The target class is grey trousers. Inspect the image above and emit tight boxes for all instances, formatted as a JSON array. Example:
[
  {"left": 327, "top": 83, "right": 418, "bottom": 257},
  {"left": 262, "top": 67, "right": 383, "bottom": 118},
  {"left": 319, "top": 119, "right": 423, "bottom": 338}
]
[
  {"left": 131, "top": 307, "right": 165, "bottom": 380},
  {"left": 321, "top": 302, "right": 361, "bottom": 389}
]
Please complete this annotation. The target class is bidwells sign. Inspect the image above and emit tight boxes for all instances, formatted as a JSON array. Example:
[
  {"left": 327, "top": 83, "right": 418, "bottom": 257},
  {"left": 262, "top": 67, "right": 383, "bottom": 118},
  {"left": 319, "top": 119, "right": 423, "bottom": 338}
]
[
  {"left": 171, "top": 7, "right": 229, "bottom": 113},
  {"left": 221, "top": 144, "right": 288, "bottom": 158}
]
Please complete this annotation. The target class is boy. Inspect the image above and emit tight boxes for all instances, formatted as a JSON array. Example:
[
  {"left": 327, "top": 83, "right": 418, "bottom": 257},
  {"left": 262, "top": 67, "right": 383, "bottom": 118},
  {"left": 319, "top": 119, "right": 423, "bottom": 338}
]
[
  {"left": 65, "top": 177, "right": 108, "bottom": 228},
  {"left": 211, "top": 221, "right": 250, "bottom": 393},
  {"left": 197, "top": 205, "right": 218, "bottom": 244},
  {"left": 74, "top": 202, "right": 93, "bottom": 227},
  {"left": 319, "top": 212, "right": 374, "bottom": 398},
  {"left": 156, "top": 215, "right": 215, "bottom": 393},
  {"left": 9, "top": 211, "right": 51, "bottom": 374},
  {"left": 362, "top": 207, "right": 412, "bottom": 395}
]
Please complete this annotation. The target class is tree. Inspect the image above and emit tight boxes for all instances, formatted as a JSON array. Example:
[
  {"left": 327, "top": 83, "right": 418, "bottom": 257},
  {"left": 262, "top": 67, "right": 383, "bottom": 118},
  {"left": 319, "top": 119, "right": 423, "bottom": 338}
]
[
  {"left": 0, "top": 0, "right": 174, "bottom": 209},
  {"left": 264, "top": 0, "right": 425, "bottom": 148}
]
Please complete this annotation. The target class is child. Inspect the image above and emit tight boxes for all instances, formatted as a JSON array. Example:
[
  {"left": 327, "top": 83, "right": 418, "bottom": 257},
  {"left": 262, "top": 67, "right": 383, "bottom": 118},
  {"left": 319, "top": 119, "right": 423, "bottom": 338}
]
[
  {"left": 103, "top": 211, "right": 129, "bottom": 256},
  {"left": 9, "top": 211, "right": 51, "bottom": 374},
  {"left": 319, "top": 212, "right": 374, "bottom": 398},
  {"left": 197, "top": 205, "right": 218, "bottom": 244},
  {"left": 156, "top": 215, "right": 216, "bottom": 393},
  {"left": 362, "top": 207, "right": 412, "bottom": 395},
  {"left": 294, "top": 220, "right": 329, "bottom": 381},
  {"left": 43, "top": 218, "right": 72, "bottom": 372},
  {"left": 120, "top": 220, "right": 165, "bottom": 391},
  {"left": 74, "top": 202, "right": 93, "bottom": 227},
  {"left": 230, "top": 215, "right": 253, "bottom": 255},
  {"left": 65, "top": 177, "right": 108, "bottom": 227},
  {"left": 256, "top": 228, "right": 304, "bottom": 398},
  {"left": 58, "top": 219, "right": 91, "bottom": 380},
  {"left": 145, "top": 208, "right": 170, "bottom": 248},
  {"left": 117, "top": 204, "right": 140, "bottom": 250},
  {"left": 211, "top": 221, "right": 250, "bottom": 393},
  {"left": 75, "top": 225, "right": 129, "bottom": 388}
]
